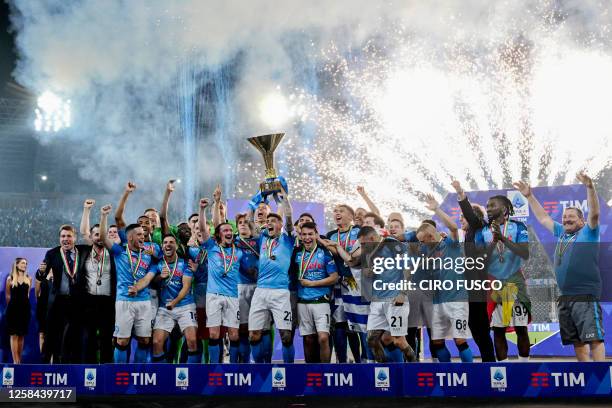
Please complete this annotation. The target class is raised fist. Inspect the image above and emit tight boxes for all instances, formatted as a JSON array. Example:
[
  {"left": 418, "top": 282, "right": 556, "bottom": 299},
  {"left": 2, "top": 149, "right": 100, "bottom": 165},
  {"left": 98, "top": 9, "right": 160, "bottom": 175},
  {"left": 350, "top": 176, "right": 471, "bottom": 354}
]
[
  {"left": 83, "top": 199, "right": 96, "bottom": 209},
  {"left": 126, "top": 181, "right": 136, "bottom": 193},
  {"left": 199, "top": 198, "right": 210, "bottom": 209},
  {"left": 101, "top": 205, "right": 112, "bottom": 216}
]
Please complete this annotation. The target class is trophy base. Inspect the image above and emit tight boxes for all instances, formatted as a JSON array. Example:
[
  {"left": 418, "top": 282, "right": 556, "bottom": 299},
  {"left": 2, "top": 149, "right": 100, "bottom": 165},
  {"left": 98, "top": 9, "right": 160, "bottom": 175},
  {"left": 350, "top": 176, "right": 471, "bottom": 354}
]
[{"left": 260, "top": 179, "right": 283, "bottom": 199}]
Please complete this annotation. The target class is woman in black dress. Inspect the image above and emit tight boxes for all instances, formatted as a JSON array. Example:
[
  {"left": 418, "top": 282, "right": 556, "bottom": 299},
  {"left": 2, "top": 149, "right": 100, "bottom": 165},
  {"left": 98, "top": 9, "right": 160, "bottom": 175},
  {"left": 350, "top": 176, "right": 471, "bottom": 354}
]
[{"left": 5, "top": 257, "right": 32, "bottom": 364}]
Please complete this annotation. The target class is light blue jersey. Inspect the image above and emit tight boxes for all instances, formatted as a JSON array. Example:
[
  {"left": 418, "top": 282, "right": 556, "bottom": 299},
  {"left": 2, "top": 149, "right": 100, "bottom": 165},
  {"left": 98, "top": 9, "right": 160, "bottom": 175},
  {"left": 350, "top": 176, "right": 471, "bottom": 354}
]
[
  {"left": 257, "top": 231, "right": 296, "bottom": 289},
  {"left": 152, "top": 257, "right": 194, "bottom": 308},
  {"left": 430, "top": 236, "right": 468, "bottom": 304},
  {"left": 188, "top": 246, "right": 208, "bottom": 285},
  {"left": 203, "top": 238, "right": 245, "bottom": 298},
  {"left": 371, "top": 238, "right": 408, "bottom": 301},
  {"left": 294, "top": 246, "right": 337, "bottom": 300},
  {"left": 476, "top": 221, "right": 529, "bottom": 280},
  {"left": 553, "top": 222, "right": 601, "bottom": 298},
  {"left": 110, "top": 243, "right": 155, "bottom": 301}
]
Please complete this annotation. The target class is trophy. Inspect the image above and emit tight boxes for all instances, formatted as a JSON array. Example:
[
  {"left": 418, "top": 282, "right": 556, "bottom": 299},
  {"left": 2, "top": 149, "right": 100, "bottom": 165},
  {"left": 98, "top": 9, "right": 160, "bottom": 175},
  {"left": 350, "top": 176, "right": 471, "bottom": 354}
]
[{"left": 247, "top": 133, "right": 285, "bottom": 199}]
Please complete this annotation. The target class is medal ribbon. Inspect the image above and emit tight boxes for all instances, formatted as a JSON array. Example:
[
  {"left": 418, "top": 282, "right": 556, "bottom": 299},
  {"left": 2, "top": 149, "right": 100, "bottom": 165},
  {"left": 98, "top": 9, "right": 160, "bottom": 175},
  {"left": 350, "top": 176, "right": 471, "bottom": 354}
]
[
  {"left": 557, "top": 233, "right": 578, "bottom": 262},
  {"left": 336, "top": 226, "right": 353, "bottom": 251},
  {"left": 60, "top": 248, "right": 79, "bottom": 280},
  {"left": 196, "top": 248, "right": 208, "bottom": 265},
  {"left": 299, "top": 245, "right": 318, "bottom": 280},
  {"left": 238, "top": 236, "right": 260, "bottom": 257},
  {"left": 163, "top": 255, "right": 179, "bottom": 285},
  {"left": 220, "top": 244, "right": 236, "bottom": 276},
  {"left": 126, "top": 246, "right": 143, "bottom": 280},
  {"left": 94, "top": 247, "right": 107, "bottom": 281},
  {"left": 266, "top": 237, "right": 277, "bottom": 259},
  {"left": 496, "top": 223, "right": 509, "bottom": 259}
]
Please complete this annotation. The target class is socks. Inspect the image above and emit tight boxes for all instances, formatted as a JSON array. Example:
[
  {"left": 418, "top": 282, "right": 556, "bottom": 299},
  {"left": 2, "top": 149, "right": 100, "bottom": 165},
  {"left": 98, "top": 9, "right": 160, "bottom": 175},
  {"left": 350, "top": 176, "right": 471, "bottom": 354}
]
[
  {"left": 384, "top": 344, "right": 404, "bottom": 362},
  {"left": 202, "top": 339, "right": 209, "bottom": 364},
  {"left": 457, "top": 342, "right": 473, "bottom": 363},
  {"left": 282, "top": 344, "right": 295, "bottom": 363},
  {"left": 113, "top": 343, "right": 129, "bottom": 363},
  {"left": 187, "top": 349, "right": 201, "bottom": 364},
  {"left": 518, "top": 355, "right": 530, "bottom": 362},
  {"left": 435, "top": 343, "right": 451, "bottom": 362},
  {"left": 250, "top": 339, "right": 264, "bottom": 363},
  {"left": 261, "top": 331, "right": 273, "bottom": 363},
  {"left": 208, "top": 339, "right": 221, "bottom": 363},
  {"left": 134, "top": 344, "right": 149, "bottom": 363},
  {"left": 239, "top": 337, "right": 251, "bottom": 363},
  {"left": 152, "top": 352, "right": 166, "bottom": 363},
  {"left": 229, "top": 341, "right": 240, "bottom": 363},
  {"left": 333, "top": 325, "right": 348, "bottom": 363}
]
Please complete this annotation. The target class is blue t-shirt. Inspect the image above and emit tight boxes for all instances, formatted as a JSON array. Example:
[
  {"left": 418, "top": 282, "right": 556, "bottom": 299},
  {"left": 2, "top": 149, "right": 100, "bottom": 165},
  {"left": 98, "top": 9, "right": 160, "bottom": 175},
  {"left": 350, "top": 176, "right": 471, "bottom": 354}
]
[
  {"left": 326, "top": 226, "right": 360, "bottom": 277},
  {"left": 152, "top": 257, "right": 194, "bottom": 307},
  {"left": 257, "top": 231, "right": 296, "bottom": 289},
  {"left": 188, "top": 246, "right": 208, "bottom": 285},
  {"left": 203, "top": 238, "right": 244, "bottom": 298},
  {"left": 110, "top": 243, "right": 155, "bottom": 301},
  {"left": 476, "top": 221, "right": 529, "bottom": 280},
  {"left": 371, "top": 238, "right": 408, "bottom": 301},
  {"left": 235, "top": 236, "right": 259, "bottom": 285},
  {"left": 430, "top": 236, "right": 468, "bottom": 304},
  {"left": 295, "top": 246, "right": 337, "bottom": 300},
  {"left": 553, "top": 222, "right": 601, "bottom": 298}
]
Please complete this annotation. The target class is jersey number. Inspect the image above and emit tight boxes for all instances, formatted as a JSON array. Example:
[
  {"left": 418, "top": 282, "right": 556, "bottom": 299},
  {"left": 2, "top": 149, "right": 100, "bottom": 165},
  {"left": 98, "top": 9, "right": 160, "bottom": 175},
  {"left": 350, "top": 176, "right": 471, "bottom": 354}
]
[
  {"left": 455, "top": 319, "right": 467, "bottom": 331},
  {"left": 284, "top": 311, "right": 292, "bottom": 322},
  {"left": 390, "top": 316, "right": 403, "bottom": 328}
]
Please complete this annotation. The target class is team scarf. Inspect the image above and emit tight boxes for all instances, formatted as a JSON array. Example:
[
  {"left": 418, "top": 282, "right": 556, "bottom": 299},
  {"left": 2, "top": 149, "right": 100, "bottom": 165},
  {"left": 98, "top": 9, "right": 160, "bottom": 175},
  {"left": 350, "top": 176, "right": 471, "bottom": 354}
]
[{"left": 237, "top": 235, "right": 259, "bottom": 257}]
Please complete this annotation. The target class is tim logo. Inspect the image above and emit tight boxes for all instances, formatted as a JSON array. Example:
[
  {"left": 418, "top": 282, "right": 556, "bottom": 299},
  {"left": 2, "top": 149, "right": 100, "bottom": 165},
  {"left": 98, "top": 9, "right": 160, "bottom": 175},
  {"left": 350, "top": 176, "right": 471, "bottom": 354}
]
[
  {"left": 84, "top": 368, "right": 96, "bottom": 388},
  {"left": 208, "top": 372, "right": 251, "bottom": 386},
  {"left": 2, "top": 367, "right": 14, "bottom": 386},
  {"left": 115, "top": 372, "right": 156, "bottom": 386},
  {"left": 418, "top": 372, "right": 467, "bottom": 387},
  {"left": 271, "top": 367, "right": 286, "bottom": 389},
  {"left": 176, "top": 368, "right": 188, "bottom": 388},
  {"left": 374, "top": 367, "right": 390, "bottom": 389},
  {"left": 531, "top": 372, "right": 584, "bottom": 388},
  {"left": 490, "top": 367, "right": 507, "bottom": 390},
  {"left": 30, "top": 372, "right": 67, "bottom": 386},
  {"left": 306, "top": 372, "right": 353, "bottom": 387}
]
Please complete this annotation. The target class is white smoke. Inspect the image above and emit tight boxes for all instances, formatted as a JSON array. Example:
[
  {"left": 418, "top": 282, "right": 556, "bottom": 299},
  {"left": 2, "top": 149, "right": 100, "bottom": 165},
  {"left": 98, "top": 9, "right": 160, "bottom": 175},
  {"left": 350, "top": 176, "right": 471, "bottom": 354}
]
[{"left": 9, "top": 0, "right": 612, "bottom": 221}]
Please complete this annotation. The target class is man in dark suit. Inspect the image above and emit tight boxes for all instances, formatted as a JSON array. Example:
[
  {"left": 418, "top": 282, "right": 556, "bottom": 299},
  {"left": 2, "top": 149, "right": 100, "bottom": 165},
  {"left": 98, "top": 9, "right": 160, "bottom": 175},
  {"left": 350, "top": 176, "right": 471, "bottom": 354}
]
[{"left": 38, "top": 224, "right": 88, "bottom": 363}]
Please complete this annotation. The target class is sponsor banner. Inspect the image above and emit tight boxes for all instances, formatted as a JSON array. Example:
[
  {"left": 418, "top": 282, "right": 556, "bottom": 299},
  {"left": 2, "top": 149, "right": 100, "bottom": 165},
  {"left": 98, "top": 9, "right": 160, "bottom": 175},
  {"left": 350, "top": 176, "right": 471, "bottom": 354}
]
[{"left": 1, "top": 362, "right": 611, "bottom": 397}]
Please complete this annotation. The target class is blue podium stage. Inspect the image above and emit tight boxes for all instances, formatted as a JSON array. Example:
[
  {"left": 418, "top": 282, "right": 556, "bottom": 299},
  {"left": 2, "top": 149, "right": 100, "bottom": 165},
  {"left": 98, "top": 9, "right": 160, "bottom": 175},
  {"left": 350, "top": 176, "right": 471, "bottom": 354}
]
[{"left": 2, "top": 362, "right": 612, "bottom": 398}]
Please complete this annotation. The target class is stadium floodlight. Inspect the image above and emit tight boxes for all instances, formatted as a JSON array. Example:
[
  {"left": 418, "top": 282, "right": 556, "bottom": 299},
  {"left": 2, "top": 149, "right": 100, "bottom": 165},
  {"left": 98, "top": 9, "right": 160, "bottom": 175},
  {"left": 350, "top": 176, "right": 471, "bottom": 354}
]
[
  {"left": 40, "top": 175, "right": 48, "bottom": 181},
  {"left": 34, "top": 91, "right": 71, "bottom": 132},
  {"left": 259, "top": 92, "right": 290, "bottom": 128}
]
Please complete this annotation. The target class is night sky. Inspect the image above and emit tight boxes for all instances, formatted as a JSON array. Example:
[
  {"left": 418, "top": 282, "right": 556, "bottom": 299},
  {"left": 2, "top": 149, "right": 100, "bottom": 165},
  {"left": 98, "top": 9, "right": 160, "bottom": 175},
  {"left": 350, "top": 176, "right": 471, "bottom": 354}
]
[{"left": 0, "top": 1, "right": 17, "bottom": 98}]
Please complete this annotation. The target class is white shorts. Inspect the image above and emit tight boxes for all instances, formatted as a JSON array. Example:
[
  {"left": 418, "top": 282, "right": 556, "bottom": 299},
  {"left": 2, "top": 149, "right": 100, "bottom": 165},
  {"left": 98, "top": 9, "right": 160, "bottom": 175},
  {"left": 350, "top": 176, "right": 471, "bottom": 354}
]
[
  {"left": 431, "top": 302, "right": 471, "bottom": 340},
  {"left": 407, "top": 288, "right": 433, "bottom": 328},
  {"left": 298, "top": 302, "right": 331, "bottom": 336},
  {"left": 206, "top": 293, "right": 240, "bottom": 329},
  {"left": 491, "top": 300, "right": 529, "bottom": 328},
  {"left": 249, "top": 287, "right": 293, "bottom": 331},
  {"left": 154, "top": 303, "right": 197, "bottom": 333},
  {"left": 114, "top": 300, "right": 152, "bottom": 338},
  {"left": 194, "top": 283, "right": 207, "bottom": 309},
  {"left": 367, "top": 301, "right": 410, "bottom": 337},
  {"left": 238, "top": 284, "right": 257, "bottom": 325}
]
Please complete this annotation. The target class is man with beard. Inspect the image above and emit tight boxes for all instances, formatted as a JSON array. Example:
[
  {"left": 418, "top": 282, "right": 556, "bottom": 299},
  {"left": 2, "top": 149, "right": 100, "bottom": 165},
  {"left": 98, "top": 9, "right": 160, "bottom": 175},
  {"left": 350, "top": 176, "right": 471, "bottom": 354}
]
[
  {"left": 80, "top": 199, "right": 122, "bottom": 245},
  {"left": 291, "top": 222, "right": 338, "bottom": 363},
  {"left": 451, "top": 180, "right": 496, "bottom": 362},
  {"left": 325, "top": 204, "right": 363, "bottom": 363},
  {"left": 198, "top": 198, "right": 246, "bottom": 363},
  {"left": 151, "top": 234, "right": 199, "bottom": 363},
  {"left": 37, "top": 224, "right": 88, "bottom": 363},
  {"left": 474, "top": 195, "right": 530, "bottom": 362},
  {"left": 248, "top": 188, "right": 296, "bottom": 363},
  {"left": 81, "top": 220, "right": 117, "bottom": 364},
  {"left": 515, "top": 172, "right": 605, "bottom": 361},
  {"left": 100, "top": 205, "right": 156, "bottom": 363}
]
